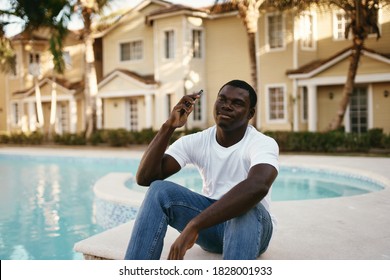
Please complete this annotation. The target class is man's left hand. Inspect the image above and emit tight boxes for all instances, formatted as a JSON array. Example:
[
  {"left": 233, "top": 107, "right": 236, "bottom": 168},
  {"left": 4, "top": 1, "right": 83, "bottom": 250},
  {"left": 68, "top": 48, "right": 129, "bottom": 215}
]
[{"left": 167, "top": 226, "right": 199, "bottom": 260}]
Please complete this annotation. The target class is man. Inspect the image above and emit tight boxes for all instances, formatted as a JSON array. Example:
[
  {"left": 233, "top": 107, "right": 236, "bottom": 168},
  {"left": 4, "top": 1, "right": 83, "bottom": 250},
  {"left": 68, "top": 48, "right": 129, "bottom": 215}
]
[{"left": 125, "top": 80, "right": 279, "bottom": 260}]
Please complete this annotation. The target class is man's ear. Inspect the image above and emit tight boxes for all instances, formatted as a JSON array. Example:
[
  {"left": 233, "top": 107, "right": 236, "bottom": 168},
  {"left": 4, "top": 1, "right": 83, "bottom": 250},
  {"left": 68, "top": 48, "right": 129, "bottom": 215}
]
[{"left": 248, "top": 108, "right": 255, "bottom": 120}]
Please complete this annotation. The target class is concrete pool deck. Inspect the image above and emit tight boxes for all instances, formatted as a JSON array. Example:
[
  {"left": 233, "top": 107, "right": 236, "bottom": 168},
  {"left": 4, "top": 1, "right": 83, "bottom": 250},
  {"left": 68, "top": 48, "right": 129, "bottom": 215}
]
[{"left": 1, "top": 146, "right": 389, "bottom": 259}]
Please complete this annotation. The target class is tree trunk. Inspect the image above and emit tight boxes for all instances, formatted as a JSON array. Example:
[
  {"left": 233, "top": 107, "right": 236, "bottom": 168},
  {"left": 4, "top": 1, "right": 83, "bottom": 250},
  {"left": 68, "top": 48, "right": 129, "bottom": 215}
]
[
  {"left": 247, "top": 31, "right": 258, "bottom": 128},
  {"left": 82, "top": 5, "right": 98, "bottom": 140},
  {"left": 84, "top": 35, "right": 98, "bottom": 139},
  {"left": 329, "top": 43, "right": 362, "bottom": 130},
  {"left": 49, "top": 77, "right": 57, "bottom": 139},
  {"left": 34, "top": 76, "right": 45, "bottom": 131}
]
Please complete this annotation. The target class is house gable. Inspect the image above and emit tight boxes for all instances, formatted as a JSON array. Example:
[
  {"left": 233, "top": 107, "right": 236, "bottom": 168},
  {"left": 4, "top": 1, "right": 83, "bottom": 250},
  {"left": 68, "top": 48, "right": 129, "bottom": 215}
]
[
  {"left": 98, "top": 69, "right": 157, "bottom": 98},
  {"left": 287, "top": 48, "right": 390, "bottom": 84},
  {"left": 12, "top": 77, "right": 79, "bottom": 101}
]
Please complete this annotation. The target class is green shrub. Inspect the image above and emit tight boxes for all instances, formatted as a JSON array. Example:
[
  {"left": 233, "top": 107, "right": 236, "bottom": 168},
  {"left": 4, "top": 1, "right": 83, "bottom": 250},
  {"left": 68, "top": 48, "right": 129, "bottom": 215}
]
[
  {"left": 54, "top": 133, "right": 86, "bottom": 145},
  {"left": 9, "top": 132, "right": 28, "bottom": 144},
  {"left": 89, "top": 130, "right": 105, "bottom": 145},
  {"left": 0, "top": 134, "right": 10, "bottom": 144},
  {"left": 132, "top": 128, "right": 157, "bottom": 144},
  {"left": 367, "top": 128, "right": 384, "bottom": 148},
  {"left": 381, "top": 133, "right": 390, "bottom": 149},
  {"left": 27, "top": 131, "right": 44, "bottom": 145},
  {"left": 106, "top": 129, "right": 129, "bottom": 147}
]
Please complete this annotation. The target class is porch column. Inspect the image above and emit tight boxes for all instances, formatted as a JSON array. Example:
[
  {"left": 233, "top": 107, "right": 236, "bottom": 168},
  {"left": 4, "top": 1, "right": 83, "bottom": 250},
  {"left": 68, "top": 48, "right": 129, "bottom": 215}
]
[
  {"left": 307, "top": 85, "right": 317, "bottom": 132},
  {"left": 96, "top": 97, "right": 103, "bottom": 130},
  {"left": 28, "top": 101, "right": 37, "bottom": 131},
  {"left": 69, "top": 98, "right": 77, "bottom": 133},
  {"left": 145, "top": 94, "right": 152, "bottom": 129}
]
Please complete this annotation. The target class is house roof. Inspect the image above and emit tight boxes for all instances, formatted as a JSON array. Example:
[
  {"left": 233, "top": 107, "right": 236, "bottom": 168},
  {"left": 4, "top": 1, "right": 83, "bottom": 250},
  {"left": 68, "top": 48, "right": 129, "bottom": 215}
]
[
  {"left": 286, "top": 46, "right": 390, "bottom": 78},
  {"left": 145, "top": 4, "right": 209, "bottom": 24},
  {"left": 147, "top": 3, "right": 208, "bottom": 17},
  {"left": 11, "top": 30, "right": 49, "bottom": 42},
  {"left": 93, "top": 0, "right": 172, "bottom": 37},
  {"left": 112, "top": 69, "right": 157, "bottom": 85},
  {"left": 145, "top": 2, "right": 238, "bottom": 24}
]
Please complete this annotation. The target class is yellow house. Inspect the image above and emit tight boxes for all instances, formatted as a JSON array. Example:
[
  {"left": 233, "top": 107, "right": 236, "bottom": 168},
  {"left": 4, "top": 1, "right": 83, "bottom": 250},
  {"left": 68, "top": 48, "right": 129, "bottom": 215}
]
[
  {"left": 96, "top": 0, "right": 210, "bottom": 131},
  {"left": 1, "top": 0, "right": 389, "bottom": 135},
  {"left": 96, "top": 0, "right": 390, "bottom": 134},
  {"left": 0, "top": 28, "right": 87, "bottom": 135}
]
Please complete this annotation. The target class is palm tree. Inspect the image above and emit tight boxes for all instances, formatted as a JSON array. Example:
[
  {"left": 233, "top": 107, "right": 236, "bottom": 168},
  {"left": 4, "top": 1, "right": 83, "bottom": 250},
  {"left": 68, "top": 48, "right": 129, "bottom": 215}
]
[
  {"left": 73, "top": 0, "right": 112, "bottom": 139},
  {"left": 325, "top": 0, "right": 383, "bottom": 130}
]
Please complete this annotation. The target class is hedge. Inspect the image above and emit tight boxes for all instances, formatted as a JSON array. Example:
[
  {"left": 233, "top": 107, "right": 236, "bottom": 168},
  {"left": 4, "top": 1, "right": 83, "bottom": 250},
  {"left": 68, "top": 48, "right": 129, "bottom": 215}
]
[{"left": 1, "top": 128, "right": 389, "bottom": 153}]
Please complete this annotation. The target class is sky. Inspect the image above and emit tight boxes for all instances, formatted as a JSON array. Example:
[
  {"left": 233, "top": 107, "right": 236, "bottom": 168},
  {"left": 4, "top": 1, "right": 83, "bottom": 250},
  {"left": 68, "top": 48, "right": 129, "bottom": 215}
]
[{"left": 0, "top": 0, "right": 216, "bottom": 36}]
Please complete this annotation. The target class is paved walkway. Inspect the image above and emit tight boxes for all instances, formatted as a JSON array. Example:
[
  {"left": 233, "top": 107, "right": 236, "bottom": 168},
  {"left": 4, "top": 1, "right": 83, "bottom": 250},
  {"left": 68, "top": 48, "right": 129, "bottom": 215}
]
[{"left": 1, "top": 146, "right": 389, "bottom": 259}]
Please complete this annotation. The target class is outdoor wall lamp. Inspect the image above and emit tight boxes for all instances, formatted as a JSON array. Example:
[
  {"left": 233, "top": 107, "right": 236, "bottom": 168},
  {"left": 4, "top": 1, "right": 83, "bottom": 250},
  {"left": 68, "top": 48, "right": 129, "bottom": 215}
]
[
  {"left": 384, "top": 90, "right": 389, "bottom": 98},
  {"left": 329, "top": 92, "right": 334, "bottom": 99}
]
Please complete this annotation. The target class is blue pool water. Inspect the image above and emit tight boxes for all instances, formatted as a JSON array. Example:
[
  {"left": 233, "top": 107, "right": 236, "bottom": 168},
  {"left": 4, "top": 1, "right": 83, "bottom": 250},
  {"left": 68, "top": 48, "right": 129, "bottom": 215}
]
[{"left": 0, "top": 154, "right": 384, "bottom": 260}]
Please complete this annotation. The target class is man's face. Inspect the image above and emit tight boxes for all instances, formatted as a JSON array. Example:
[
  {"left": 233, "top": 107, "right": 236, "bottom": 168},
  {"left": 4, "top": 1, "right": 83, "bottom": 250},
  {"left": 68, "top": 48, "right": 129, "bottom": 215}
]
[{"left": 213, "top": 85, "right": 254, "bottom": 131}]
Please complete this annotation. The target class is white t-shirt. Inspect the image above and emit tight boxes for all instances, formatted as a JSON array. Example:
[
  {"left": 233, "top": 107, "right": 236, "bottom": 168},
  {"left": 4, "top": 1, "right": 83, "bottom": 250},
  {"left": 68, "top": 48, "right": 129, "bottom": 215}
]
[{"left": 165, "top": 125, "right": 279, "bottom": 223}]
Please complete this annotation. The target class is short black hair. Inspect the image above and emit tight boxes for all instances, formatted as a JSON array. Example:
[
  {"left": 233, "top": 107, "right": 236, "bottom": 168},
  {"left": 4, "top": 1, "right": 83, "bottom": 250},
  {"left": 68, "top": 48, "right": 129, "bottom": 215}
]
[{"left": 219, "top": 80, "right": 257, "bottom": 108}]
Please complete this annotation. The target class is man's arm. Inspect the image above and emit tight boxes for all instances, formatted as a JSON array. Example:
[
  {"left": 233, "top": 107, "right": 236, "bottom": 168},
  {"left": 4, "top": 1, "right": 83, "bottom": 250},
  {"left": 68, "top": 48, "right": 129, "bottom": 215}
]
[
  {"left": 136, "top": 93, "right": 201, "bottom": 186},
  {"left": 167, "top": 163, "right": 278, "bottom": 259}
]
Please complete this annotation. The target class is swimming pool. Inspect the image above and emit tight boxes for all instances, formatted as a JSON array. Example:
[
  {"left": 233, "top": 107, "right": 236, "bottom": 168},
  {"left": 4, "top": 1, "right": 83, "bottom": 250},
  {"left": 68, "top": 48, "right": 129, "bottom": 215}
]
[{"left": 0, "top": 154, "right": 384, "bottom": 260}]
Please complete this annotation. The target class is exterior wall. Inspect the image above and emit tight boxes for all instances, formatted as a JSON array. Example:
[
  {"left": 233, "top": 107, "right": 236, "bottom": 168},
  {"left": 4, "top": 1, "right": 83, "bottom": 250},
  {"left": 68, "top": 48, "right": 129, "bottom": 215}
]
[
  {"left": 372, "top": 83, "right": 390, "bottom": 133},
  {"left": 258, "top": 12, "right": 295, "bottom": 131},
  {"left": 102, "top": 5, "right": 158, "bottom": 76},
  {"left": 104, "top": 98, "right": 127, "bottom": 129},
  {"left": 185, "top": 16, "right": 207, "bottom": 128},
  {"left": 365, "top": 5, "right": 390, "bottom": 54},
  {"left": 317, "top": 85, "right": 343, "bottom": 131},
  {"left": 204, "top": 15, "right": 251, "bottom": 128},
  {"left": 61, "top": 40, "right": 85, "bottom": 84},
  {"left": 315, "top": 6, "right": 390, "bottom": 59}
]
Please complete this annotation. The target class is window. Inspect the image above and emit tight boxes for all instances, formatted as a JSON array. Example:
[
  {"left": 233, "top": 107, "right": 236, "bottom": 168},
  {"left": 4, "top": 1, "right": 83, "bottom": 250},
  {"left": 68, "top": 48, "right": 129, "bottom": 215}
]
[
  {"left": 166, "top": 94, "right": 173, "bottom": 118},
  {"left": 192, "top": 30, "right": 202, "bottom": 58},
  {"left": 120, "top": 40, "right": 143, "bottom": 61},
  {"left": 334, "top": 9, "right": 379, "bottom": 40},
  {"left": 63, "top": 51, "right": 72, "bottom": 69},
  {"left": 349, "top": 87, "right": 368, "bottom": 134},
  {"left": 301, "top": 87, "right": 308, "bottom": 122},
  {"left": 267, "top": 14, "right": 284, "bottom": 50},
  {"left": 334, "top": 11, "right": 350, "bottom": 40},
  {"left": 267, "top": 86, "right": 286, "bottom": 121},
  {"left": 128, "top": 99, "right": 138, "bottom": 131},
  {"left": 28, "top": 52, "right": 40, "bottom": 76},
  {"left": 193, "top": 96, "right": 203, "bottom": 122},
  {"left": 12, "top": 102, "right": 20, "bottom": 125},
  {"left": 300, "top": 13, "right": 315, "bottom": 49},
  {"left": 164, "top": 30, "right": 175, "bottom": 59},
  {"left": 57, "top": 103, "right": 69, "bottom": 134},
  {"left": 366, "top": 8, "right": 380, "bottom": 36}
]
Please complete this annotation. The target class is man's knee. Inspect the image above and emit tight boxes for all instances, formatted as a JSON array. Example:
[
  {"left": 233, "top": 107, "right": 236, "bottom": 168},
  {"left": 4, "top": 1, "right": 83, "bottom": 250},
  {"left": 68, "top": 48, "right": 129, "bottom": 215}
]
[{"left": 147, "top": 180, "right": 180, "bottom": 202}]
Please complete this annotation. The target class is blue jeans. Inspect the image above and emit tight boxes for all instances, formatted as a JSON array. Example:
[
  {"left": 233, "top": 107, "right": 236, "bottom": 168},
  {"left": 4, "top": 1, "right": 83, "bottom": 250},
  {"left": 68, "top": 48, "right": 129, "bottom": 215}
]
[{"left": 124, "top": 180, "right": 273, "bottom": 260}]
